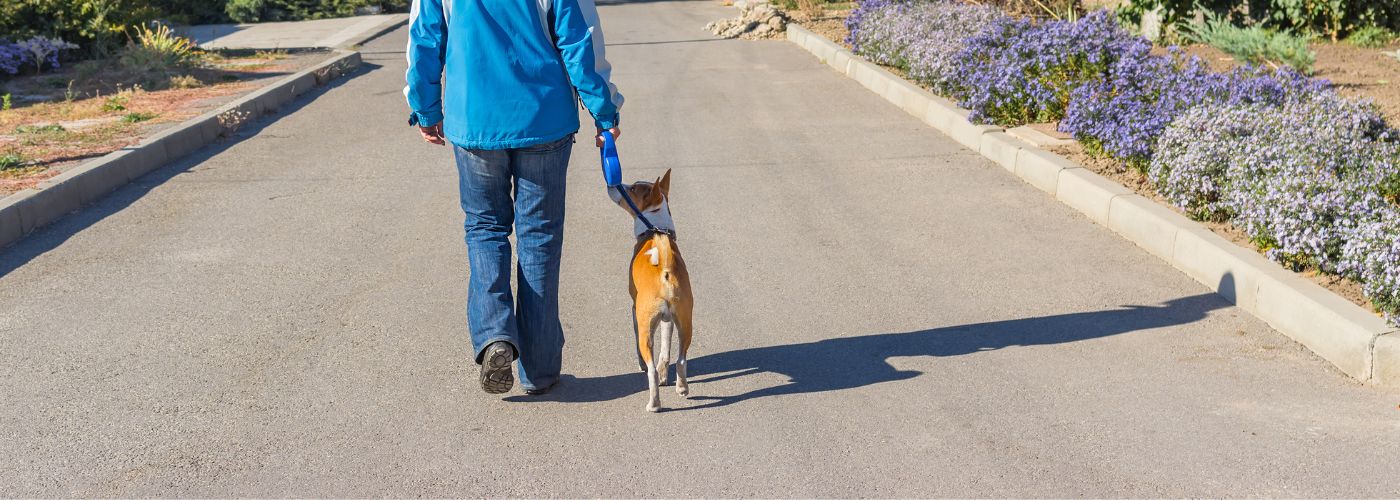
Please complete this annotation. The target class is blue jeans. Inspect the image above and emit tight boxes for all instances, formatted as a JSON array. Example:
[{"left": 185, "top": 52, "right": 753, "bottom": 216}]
[{"left": 452, "top": 134, "right": 573, "bottom": 391}]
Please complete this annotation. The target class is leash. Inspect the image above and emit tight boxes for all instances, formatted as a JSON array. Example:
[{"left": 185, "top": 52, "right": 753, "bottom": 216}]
[{"left": 600, "top": 130, "right": 665, "bottom": 235}]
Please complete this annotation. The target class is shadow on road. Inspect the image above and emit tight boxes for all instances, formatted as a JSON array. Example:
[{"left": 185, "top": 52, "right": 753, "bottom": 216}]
[
  {"left": 508, "top": 282, "right": 1233, "bottom": 410},
  {"left": 0, "top": 62, "right": 383, "bottom": 278}
]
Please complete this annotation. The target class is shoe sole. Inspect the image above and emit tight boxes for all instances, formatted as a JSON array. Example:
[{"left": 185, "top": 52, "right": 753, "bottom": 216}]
[{"left": 480, "top": 345, "right": 515, "bottom": 394}]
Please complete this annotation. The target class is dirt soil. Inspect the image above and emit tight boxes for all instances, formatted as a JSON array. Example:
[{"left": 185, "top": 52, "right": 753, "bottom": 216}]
[
  {"left": 1312, "top": 42, "right": 1400, "bottom": 124},
  {"left": 0, "top": 49, "right": 332, "bottom": 197},
  {"left": 786, "top": 9, "right": 851, "bottom": 48}
]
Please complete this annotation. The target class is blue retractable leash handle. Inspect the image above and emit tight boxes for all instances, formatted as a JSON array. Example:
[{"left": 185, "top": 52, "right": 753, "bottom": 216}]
[
  {"left": 599, "top": 131, "right": 659, "bottom": 233},
  {"left": 600, "top": 130, "right": 624, "bottom": 187}
]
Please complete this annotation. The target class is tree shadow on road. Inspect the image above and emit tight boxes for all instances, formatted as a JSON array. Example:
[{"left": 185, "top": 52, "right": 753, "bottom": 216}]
[{"left": 508, "top": 283, "right": 1233, "bottom": 410}]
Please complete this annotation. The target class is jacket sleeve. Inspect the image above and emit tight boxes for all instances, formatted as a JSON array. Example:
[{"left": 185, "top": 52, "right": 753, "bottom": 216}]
[
  {"left": 552, "top": 0, "right": 624, "bottom": 130},
  {"left": 404, "top": 0, "right": 448, "bottom": 127}
]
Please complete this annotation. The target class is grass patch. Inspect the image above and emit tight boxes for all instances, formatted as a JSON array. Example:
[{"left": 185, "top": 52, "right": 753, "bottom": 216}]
[
  {"left": 102, "top": 94, "right": 128, "bottom": 112},
  {"left": 0, "top": 152, "right": 26, "bottom": 171},
  {"left": 167, "top": 75, "right": 204, "bottom": 89},
  {"left": 121, "top": 112, "right": 157, "bottom": 123},
  {"left": 1185, "top": 16, "right": 1315, "bottom": 72},
  {"left": 1347, "top": 27, "right": 1396, "bottom": 48},
  {"left": 14, "top": 124, "right": 66, "bottom": 134}
]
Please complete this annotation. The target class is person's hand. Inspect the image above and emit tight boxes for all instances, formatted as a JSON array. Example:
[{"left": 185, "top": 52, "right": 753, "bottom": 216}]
[
  {"left": 595, "top": 126, "right": 621, "bottom": 148},
  {"left": 419, "top": 122, "right": 445, "bottom": 145}
]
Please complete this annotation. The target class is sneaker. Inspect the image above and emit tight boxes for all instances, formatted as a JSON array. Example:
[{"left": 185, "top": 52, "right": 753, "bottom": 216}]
[
  {"left": 479, "top": 341, "right": 515, "bottom": 394},
  {"left": 523, "top": 379, "right": 557, "bottom": 396}
]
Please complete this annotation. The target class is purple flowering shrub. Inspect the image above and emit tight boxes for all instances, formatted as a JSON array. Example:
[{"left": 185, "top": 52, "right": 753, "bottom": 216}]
[
  {"left": 902, "top": 4, "right": 1004, "bottom": 93},
  {"left": 848, "top": 1, "right": 918, "bottom": 67},
  {"left": 846, "top": 0, "right": 902, "bottom": 50},
  {"left": 946, "top": 10, "right": 1144, "bottom": 126},
  {"left": 0, "top": 41, "right": 24, "bottom": 75},
  {"left": 18, "top": 37, "right": 79, "bottom": 73},
  {"left": 850, "top": 1, "right": 1004, "bottom": 92},
  {"left": 0, "top": 36, "right": 79, "bottom": 77},
  {"left": 1343, "top": 210, "right": 1400, "bottom": 322},
  {"left": 1061, "top": 44, "right": 1328, "bottom": 170},
  {"left": 1151, "top": 93, "right": 1400, "bottom": 277}
]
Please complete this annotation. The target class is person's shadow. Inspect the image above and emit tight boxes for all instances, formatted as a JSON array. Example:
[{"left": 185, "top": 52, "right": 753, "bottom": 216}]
[{"left": 508, "top": 280, "right": 1233, "bottom": 411}]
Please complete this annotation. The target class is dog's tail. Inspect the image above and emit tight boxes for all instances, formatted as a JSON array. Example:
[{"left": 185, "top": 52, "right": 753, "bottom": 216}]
[{"left": 653, "top": 233, "right": 680, "bottom": 302}]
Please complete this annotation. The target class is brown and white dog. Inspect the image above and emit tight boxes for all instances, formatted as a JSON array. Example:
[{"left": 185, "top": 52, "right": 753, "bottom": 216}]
[{"left": 610, "top": 169, "right": 694, "bottom": 412}]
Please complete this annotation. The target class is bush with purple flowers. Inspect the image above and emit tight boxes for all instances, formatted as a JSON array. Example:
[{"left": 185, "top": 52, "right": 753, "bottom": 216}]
[
  {"left": 850, "top": 1, "right": 1004, "bottom": 92},
  {"left": 0, "top": 41, "right": 24, "bottom": 75},
  {"left": 1343, "top": 210, "right": 1400, "bottom": 322},
  {"left": 1151, "top": 92, "right": 1400, "bottom": 279},
  {"left": 946, "top": 10, "right": 1145, "bottom": 125},
  {"left": 0, "top": 36, "right": 80, "bottom": 77},
  {"left": 17, "top": 37, "right": 79, "bottom": 73},
  {"left": 1062, "top": 53, "right": 1327, "bottom": 169},
  {"left": 846, "top": 0, "right": 901, "bottom": 50}
]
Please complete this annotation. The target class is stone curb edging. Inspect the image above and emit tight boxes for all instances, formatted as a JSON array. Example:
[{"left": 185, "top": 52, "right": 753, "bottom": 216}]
[
  {"left": 785, "top": 24, "right": 1400, "bottom": 387},
  {"left": 0, "top": 49, "right": 363, "bottom": 250}
]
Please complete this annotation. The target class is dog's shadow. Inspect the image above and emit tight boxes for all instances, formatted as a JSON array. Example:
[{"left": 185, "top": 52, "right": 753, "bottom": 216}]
[{"left": 505, "top": 291, "right": 1230, "bottom": 411}]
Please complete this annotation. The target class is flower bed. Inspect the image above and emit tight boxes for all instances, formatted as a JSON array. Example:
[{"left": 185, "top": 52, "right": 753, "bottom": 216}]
[{"left": 847, "top": 0, "right": 1400, "bottom": 324}]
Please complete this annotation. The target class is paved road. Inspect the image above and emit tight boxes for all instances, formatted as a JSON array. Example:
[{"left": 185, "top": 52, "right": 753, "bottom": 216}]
[{"left": 4, "top": 1, "right": 1400, "bottom": 496}]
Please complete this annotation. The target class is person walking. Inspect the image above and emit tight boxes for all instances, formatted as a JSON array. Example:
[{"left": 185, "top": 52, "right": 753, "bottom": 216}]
[{"left": 404, "top": 0, "right": 623, "bottom": 395}]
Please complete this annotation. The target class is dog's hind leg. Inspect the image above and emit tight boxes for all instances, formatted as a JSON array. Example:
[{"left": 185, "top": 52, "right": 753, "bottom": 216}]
[
  {"left": 655, "top": 316, "right": 673, "bottom": 387},
  {"left": 675, "top": 306, "right": 693, "bottom": 398},
  {"left": 637, "top": 311, "right": 661, "bottom": 413}
]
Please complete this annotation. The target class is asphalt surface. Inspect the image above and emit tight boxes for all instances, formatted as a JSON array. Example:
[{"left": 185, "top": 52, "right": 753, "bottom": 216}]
[{"left": 3, "top": 0, "right": 1400, "bottom": 496}]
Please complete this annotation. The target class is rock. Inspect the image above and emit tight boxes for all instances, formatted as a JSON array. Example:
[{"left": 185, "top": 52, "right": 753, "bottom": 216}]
[{"left": 706, "top": 1, "right": 789, "bottom": 40}]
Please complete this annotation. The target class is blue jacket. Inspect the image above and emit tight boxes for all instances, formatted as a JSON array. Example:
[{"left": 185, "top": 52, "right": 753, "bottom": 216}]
[{"left": 403, "top": 0, "right": 623, "bottom": 149}]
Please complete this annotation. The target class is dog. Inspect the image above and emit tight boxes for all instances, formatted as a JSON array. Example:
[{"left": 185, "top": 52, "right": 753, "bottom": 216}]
[{"left": 610, "top": 169, "right": 694, "bottom": 412}]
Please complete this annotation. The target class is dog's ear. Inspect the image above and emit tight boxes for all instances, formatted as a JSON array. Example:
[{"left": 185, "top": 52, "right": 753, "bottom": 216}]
[{"left": 659, "top": 169, "right": 672, "bottom": 197}]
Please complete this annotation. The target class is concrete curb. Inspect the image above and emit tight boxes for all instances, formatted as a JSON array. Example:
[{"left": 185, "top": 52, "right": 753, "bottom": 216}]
[
  {"left": 0, "top": 49, "right": 363, "bottom": 250},
  {"left": 786, "top": 24, "right": 1400, "bottom": 386}
]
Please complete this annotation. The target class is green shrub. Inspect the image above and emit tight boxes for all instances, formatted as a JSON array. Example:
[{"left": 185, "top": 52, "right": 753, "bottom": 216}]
[
  {"left": 1184, "top": 15, "right": 1315, "bottom": 72},
  {"left": 1116, "top": 0, "right": 1236, "bottom": 40},
  {"left": 224, "top": 0, "right": 266, "bottom": 23},
  {"left": 0, "top": 0, "right": 161, "bottom": 58},
  {"left": 1256, "top": 0, "right": 1400, "bottom": 41},
  {"left": 0, "top": 152, "right": 25, "bottom": 171},
  {"left": 0, "top": 0, "right": 409, "bottom": 58},
  {"left": 1121, "top": 0, "right": 1400, "bottom": 41},
  {"left": 102, "top": 94, "right": 127, "bottom": 111},
  {"left": 120, "top": 22, "right": 200, "bottom": 75},
  {"left": 226, "top": 0, "right": 409, "bottom": 23},
  {"left": 1346, "top": 26, "right": 1396, "bottom": 47}
]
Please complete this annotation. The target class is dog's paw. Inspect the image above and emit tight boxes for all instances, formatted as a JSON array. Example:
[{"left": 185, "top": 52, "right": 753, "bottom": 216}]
[
  {"left": 676, "top": 385, "right": 689, "bottom": 398},
  {"left": 646, "top": 403, "right": 661, "bottom": 413}
]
